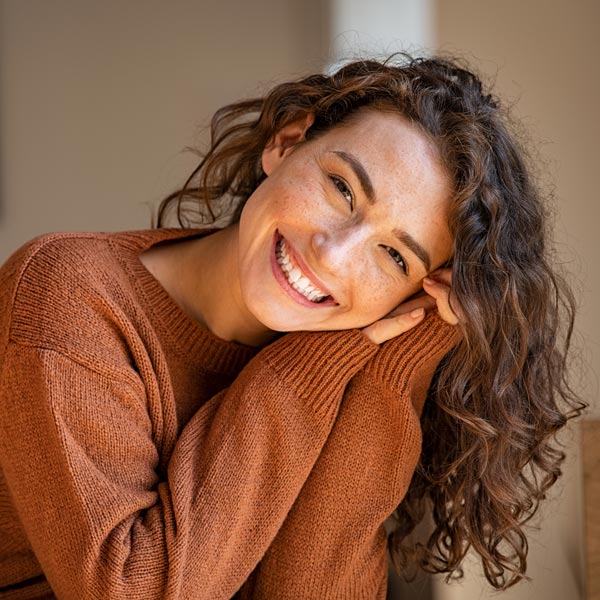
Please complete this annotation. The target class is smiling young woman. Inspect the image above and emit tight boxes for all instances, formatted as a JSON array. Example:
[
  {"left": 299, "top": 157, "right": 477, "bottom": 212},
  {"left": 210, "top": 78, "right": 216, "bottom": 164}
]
[
  {"left": 144, "top": 108, "right": 453, "bottom": 347},
  {"left": 0, "top": 55, "right": 584, "bottom": 599}
]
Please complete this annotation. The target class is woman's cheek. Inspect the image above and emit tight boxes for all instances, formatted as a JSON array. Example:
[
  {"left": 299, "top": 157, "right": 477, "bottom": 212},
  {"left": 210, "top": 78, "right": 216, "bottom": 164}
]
[
  {"left": 362, "top": 270, "right": 412, "bottom": 318},
  {"left": 282, "top": 168, "right": 332, "bottom": 211}
]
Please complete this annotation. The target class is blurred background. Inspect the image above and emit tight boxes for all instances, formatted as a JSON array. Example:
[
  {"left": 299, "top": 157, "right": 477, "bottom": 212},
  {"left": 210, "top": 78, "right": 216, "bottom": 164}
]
[{"left": 0, "top": 1, "right": 598, "bottom": 598}]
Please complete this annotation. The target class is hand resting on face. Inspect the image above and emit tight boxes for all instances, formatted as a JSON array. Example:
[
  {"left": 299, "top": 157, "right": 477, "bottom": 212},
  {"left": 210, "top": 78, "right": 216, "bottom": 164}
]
[{"left": 361, "top": 267, "right": 459, "bottom": 344}]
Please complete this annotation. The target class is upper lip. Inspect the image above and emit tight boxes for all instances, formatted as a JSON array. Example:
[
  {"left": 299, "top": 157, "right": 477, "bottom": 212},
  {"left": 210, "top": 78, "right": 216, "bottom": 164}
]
[{"left": 279, "top": 232, "right": 335, "bottom": 301}]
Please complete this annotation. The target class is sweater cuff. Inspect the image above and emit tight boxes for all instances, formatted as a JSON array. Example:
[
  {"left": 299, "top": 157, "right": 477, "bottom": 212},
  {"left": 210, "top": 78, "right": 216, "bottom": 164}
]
[
  {"left": 260, "top": 329, "right": 379, "bottom": 415},
  {"left": 365, "top": 311, "right": 461, "bottom": 393}
]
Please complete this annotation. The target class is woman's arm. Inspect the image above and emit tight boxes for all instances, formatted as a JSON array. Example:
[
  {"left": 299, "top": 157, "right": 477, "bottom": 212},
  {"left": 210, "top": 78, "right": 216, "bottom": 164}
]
[
  {"left": 235, "top": 313, "right": 460, "bottom": 599},
  {"left": 0, "top": 329, "right": 379, "bottom": 600},
  {"left": 0, "top": 322, "right": 386, "bottom": 600}
]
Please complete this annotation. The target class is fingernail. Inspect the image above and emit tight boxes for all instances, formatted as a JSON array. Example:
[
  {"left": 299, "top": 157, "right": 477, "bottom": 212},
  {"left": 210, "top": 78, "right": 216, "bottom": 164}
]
[
  {"left": 410, "top": 308, "right": 425, "bottom": 318},
  {"left": 423, "top": 277, "right": 435, "bottom": 286}
]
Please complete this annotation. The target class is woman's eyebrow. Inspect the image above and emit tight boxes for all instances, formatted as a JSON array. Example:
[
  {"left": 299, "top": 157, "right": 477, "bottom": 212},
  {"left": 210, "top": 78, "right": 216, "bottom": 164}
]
[
  {"left": 393, "top": 228, "right": 431, "bottom": 273},
  {"left": 330, "top": 150, "right": 375, "bottom": 204}
]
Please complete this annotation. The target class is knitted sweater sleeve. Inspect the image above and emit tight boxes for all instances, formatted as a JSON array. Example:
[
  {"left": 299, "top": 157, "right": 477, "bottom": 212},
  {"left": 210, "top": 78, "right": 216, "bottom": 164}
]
[
  {"left": 0, "top": 239, "right": 380, "bottom": 599},
  {"left": 236, "top": 312, "right": 461, "bottom": 599},
  {"left": 0, "top": 333, "right": 378, "bottom": 600}
]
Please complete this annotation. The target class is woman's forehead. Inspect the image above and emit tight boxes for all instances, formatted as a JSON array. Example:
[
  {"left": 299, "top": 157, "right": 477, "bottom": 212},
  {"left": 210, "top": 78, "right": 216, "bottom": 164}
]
[
  {"left": 321, "top": 108, "right": 438, "bottom": 155},
  {"left": 316, "top": 109, "right": 449, "bottom": 190}
]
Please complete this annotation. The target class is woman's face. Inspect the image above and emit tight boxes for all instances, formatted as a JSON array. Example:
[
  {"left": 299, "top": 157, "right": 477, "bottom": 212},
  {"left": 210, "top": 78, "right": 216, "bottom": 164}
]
[{"left": 237, "top": 108, "right": 454, "bottom": 333}]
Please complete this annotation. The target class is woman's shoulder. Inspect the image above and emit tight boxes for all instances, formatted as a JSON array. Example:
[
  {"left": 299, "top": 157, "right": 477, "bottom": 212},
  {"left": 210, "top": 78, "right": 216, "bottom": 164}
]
[
  {"left": 1, "top": 228, "right": 203, "bottom": 291},
  {"left": 0, "top": 229, "right": 203, "bottom": 360},
  {"left": 3, "top": 228, "right": 201, "bottom": 269},
  {"left": 1, "top": 230, "right": 139, "bottom": 302}
]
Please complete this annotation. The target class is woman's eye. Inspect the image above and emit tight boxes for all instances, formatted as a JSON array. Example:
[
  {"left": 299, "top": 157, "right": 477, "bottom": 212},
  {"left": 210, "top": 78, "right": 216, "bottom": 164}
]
[
  {"left": 330, "top": 175, "right": 353, "bottom": 208},
  {"left": 382, "top": 245, "right": 407, "bottom": 274}
]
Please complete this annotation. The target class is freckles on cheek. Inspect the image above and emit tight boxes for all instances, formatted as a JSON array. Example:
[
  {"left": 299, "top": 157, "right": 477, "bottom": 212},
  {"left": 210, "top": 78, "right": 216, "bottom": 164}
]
[
  {"left": 358, "top": 277, "right": 395, "bottom": 312},
  {"left": 276, "top": 179, "right": 310, "bottom": 210},
  {"left": 366, "top": 278, "right": 414, "bottom": 317}
]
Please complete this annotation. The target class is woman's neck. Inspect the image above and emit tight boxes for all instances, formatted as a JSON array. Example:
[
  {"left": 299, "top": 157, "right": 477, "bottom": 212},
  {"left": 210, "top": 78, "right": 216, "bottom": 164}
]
[{"left": 141, "top": 225, "right": 278, "bottom": 347}]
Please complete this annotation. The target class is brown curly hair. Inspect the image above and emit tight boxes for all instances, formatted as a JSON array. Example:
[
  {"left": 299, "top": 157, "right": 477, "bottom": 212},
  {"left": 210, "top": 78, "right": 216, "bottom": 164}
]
[{"left": 156, "top": 54, "right": 585, "bottom": 590}]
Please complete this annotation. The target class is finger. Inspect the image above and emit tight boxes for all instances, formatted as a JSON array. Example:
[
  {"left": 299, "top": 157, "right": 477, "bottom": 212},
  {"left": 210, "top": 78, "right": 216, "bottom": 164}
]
[
  {"left": 422, "top": 277, "right": 449, "bottom": 299},
  {"left": 423, "top": 279, "right": 458, "bottom": 324},
  {"left": 361, "top": 308, "right": 425, "bottom": 345},
  {"left": 386, "top": 294, "right": 436, "bottom": 318},
  {"left": 422, "top": 277, "right": 460, "bottom": 325},
  {"left": 428, "top": 267, "right": 453, "bottom": 286}
]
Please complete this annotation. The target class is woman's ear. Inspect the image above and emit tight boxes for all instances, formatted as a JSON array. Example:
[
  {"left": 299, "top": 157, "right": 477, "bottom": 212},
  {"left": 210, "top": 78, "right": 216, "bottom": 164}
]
[{"left": 261, "top": 113, "right": 315, "bottom": 175}]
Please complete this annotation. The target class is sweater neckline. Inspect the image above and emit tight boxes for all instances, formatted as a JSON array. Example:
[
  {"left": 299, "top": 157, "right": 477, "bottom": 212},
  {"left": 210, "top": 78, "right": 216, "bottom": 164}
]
[{"left": 112, "top": 228, "right": 260, "bottom": 376}]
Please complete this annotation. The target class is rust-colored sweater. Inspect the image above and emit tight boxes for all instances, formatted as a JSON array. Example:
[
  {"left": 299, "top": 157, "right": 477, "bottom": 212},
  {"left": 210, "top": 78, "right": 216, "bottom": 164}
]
[{"left": 0, "top": 229, "right": 459, "bottom": 599}]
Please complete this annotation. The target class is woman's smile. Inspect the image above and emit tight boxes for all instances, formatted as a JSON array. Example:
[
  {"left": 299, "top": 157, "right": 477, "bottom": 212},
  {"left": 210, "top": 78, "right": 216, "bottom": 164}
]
[{"left": 271, "top": 230, "right": 338, "bottom": 307}]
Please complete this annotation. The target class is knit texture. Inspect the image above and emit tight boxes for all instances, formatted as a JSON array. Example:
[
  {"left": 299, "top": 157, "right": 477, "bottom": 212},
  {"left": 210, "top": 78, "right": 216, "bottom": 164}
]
[{"left": 0, "top": 229, "right": 460, "bottom": 599}]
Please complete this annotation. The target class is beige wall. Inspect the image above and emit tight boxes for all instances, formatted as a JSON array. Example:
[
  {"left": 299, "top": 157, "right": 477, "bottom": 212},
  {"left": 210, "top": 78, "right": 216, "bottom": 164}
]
[
  {"left": 433, "top": 1, "right": 598, "bottom": 598},
  {"left": 0, "top": 0, "right": 328, "bottom": 260}
]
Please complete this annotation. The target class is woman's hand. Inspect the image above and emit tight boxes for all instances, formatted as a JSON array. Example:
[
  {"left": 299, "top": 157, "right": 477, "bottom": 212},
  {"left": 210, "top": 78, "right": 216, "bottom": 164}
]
[
  {"left": 422, "top": 268, "right": 460, "bottom": 326},
  {"left": 361, "top": 268, "right": 459, "bottom": 344}
]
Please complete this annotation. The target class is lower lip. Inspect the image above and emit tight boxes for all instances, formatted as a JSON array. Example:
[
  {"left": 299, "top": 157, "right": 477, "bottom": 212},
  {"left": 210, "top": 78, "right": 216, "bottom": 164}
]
[{"left": 270, "top": 231, "right": 337, "bottom": 308}]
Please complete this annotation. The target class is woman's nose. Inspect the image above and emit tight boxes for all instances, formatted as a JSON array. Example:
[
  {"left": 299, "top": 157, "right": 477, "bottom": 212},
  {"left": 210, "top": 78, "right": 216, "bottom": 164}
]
[{"left": 310, "top": 227, "right": 367, "bottom": 274}]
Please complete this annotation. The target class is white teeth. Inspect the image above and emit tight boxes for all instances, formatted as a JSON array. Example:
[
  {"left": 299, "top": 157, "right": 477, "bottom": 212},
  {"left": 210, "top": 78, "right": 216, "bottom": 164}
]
[
  {"left": 276, "top": 238, "right": 328, "bottom": 302},
  {"left": 288, "top": 268, "right": 302, "bottom": 283}
]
